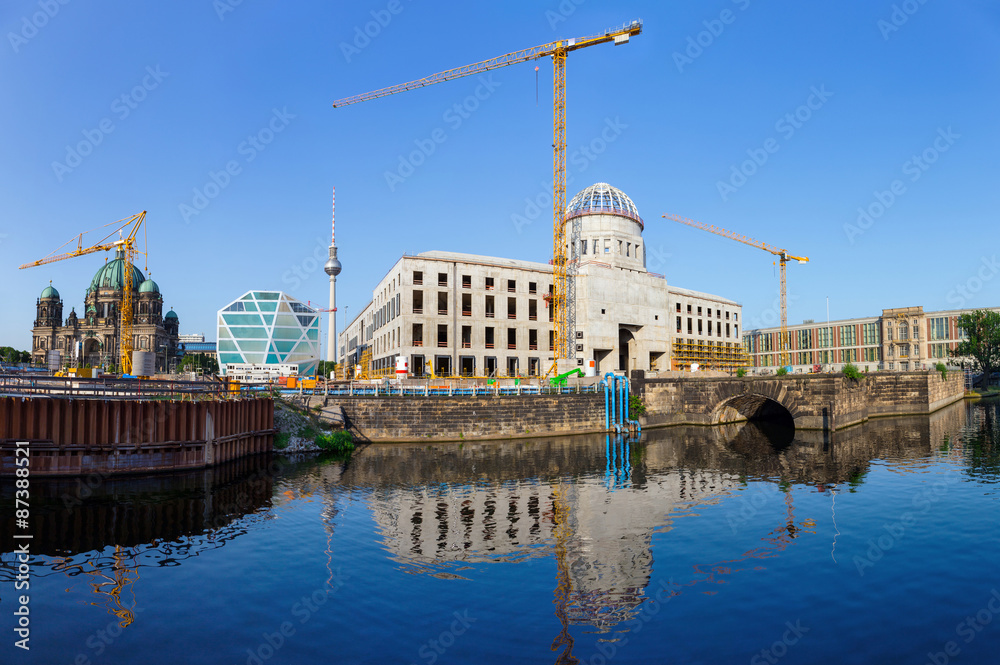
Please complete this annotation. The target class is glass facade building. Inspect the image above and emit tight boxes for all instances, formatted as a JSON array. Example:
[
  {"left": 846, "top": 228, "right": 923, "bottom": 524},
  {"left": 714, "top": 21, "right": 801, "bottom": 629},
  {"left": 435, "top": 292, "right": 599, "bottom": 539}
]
[{"left": 216, "top": 291, "right": 319, "bottom": 375}]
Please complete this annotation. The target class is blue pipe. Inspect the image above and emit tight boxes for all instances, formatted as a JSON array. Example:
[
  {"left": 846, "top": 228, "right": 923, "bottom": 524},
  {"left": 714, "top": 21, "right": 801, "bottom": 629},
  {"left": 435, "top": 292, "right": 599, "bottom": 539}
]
[
  {"left": 604, "top": 380, "right": 610, "bottom": 431},
  {"left": 609, "top": 376, "right": 616, "bottom": 432}
]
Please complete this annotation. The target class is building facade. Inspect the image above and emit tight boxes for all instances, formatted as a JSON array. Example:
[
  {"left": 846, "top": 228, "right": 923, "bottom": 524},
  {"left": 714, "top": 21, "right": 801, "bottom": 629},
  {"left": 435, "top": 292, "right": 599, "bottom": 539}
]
[
  {"left": 338, "top": 183, "right": 746, "bottom": 378},
  {"left": 216, "top": 290, "right": 320, "bottom": 376},
  {"left": 742, "top": 305, "right": 1000, "bottom": 373},
  {"left": 31, "top": 249, "right": 180, "bottom": 370}
]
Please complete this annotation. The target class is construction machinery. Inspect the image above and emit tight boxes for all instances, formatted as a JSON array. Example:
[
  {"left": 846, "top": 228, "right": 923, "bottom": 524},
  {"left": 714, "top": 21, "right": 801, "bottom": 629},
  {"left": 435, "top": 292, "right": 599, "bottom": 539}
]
[
  {"left": 663, "top": 214, "right": 808, "bottom": 368},
  {"left": 20, "top": 212, "right": 147, "bottom": 375},
  {"left": 332, "top": 20, "right": 643, "bottom": 373}
]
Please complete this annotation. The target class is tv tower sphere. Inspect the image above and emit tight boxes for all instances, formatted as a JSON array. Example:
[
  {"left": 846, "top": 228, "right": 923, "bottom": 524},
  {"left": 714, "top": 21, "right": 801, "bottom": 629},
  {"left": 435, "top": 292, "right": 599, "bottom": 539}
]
[{"left": 324, "top": 250, "right": 342, "bottom": 276}]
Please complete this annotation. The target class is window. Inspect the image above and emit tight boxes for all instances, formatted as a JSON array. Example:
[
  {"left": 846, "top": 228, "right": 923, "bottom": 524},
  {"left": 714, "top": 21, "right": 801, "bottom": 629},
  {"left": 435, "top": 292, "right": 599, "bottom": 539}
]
[
  {"left": 708, "top": 321, "right": 713, "bottom": 336},
  {"left": 412, "top": 290, "right": 423, "bottom": 314},
  {"left": 687, "top": 318, "right": 693, "bottom": 334},
  {"left": 581, "top": 240, "right": 588, "bottom": 255},
  {"left": 462, "top": 275, "right": 471, "bottom": 289},
  {"left": 592, "top": 239, "right": 598, "bottom": 255},
  {"left": 412, "top": 323, "right": 423, "bottom": 347},
  {"left": 899, "top": 323, "right": 909, "bottom": 341},
  {"left": 485, "top": 327, "right": 495, "bottom": 349},
  {"left": 734, "top": 313, "right": 738, "bottom": 321},
  {"left": 726, "top": 323, "right": 731, "bottom": 337},
  {"left": 796, "top": 329, "right": 811, "bottom": 349},
  {"left": 507, "top": 297, "right": 517, "bottom": 319},
  {"left": 413, "top": 271, "right": 423, "bottom": 285},
  {"left": 817, "top": 327, "right": 832, "bottom": 348},
  {"left": 462, "top": 293, "right": 472, "bottom": 316},
  {"left": 604, "top": 239, "right": 610, "bottom": 254},
  {"left": 734, "top": 325, "right": 738, "bottom": 337},
  {"left": 687, "top": 304, "right": 692, "bottom": 314},
  {"left": 698, "top": 320, "right": 703, "bottom": 335},
  {"left": 529, "top": 282, "right": 537, "bottom": 294},
  {"left": 485, "top": 277, "right": 494, "bottom": 290},
  {"left": 930, "top": 317, "right": 947, "bottom": 341},
  {"left": 840, "top": 325, "right": 856, "bottom": 347},
  {"left": 618, "top": 240, "right": 623, "bottom": 254},
  {"left": 726, "top": 311, "right": 730, "bottom": 320},
  {"left": 507, "top": 328, "right": 516, "bottom": 350},
  {"left": 485, "top": 295, "right": 495, "bottom": 318},
  {"left": 437, "top": 324, "right": 448, "bottom": 348},
  {"left": 626, "top": 242, "right": 630, "bottom": 257},
  {"left": 842, "top": 348, "right": 857, "bottom": 363},
  {"left": 697, "top": 307, "right": 702, "bottom": 316},
  {"left": 438, "top": 272, "right": 448, "bottom": 286},
  {"left": 864, "top": 347, "right": 880, "bottom": 362},
  {"left": 716, "top": 309, "right": 721, "bottom": 319},
  {"left": 863, "top": 322, "right": 879, "bottom": 345},
  {"left": 549, "top": 330, "right": 555, "bottom": 351},
  {"left": 438, "top": 292, "right": 448, "bottom": 315},
  {"left": 529, "top": 329, "right": 538, "bottom": 350},
  {"left": 529, "top": 299, "right": 537, "bottom": 321},
  {"left": 798, "top": 351, "right": 813, "bottom": 365},
  {"left": 461, "top": 325, "right": 471, "bottom": 349},
  {"left": 676, "top": 303, "right": 681, "bottom": 313},
  {"left": 507, "top": 279, "right": 516, "bottom": 293},
  {"left": 676, "top": 316, "right": 682, "bottom": 333}
]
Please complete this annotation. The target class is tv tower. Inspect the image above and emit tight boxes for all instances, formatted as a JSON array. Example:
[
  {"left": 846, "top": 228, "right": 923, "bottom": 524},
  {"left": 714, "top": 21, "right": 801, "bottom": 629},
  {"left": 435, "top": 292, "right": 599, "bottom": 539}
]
[{"left": 323, "top": 187, "right": 342, "bottom": 364}]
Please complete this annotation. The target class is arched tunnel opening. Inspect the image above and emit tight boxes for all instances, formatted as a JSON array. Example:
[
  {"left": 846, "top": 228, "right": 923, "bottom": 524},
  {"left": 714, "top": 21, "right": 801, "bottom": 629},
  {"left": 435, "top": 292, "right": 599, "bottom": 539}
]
[{"left": 717, "top": 394, "right": 796, "bottom": 452}]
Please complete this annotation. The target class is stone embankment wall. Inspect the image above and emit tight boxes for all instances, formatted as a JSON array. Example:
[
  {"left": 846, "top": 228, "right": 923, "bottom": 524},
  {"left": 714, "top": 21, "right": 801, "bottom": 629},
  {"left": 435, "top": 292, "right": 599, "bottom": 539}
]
[
  {"left": 303, "top": 393, "right": 605, "bottom": 443},
  {"left": 633, "top": 371, "right": 966, "bottom": 431},
  {"left": 0, "top": 396, "right": 274, "bottom": 476}
]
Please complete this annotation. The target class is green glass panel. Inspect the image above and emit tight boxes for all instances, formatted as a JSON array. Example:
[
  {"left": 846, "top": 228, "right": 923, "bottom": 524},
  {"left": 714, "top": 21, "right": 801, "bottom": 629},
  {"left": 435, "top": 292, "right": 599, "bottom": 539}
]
[
  {"left": 274, "top": 314, "right": 300, "bottom": 328},
  {"left": 222, "top": 313, "right": 263, "bottom": 326},
  {"left": 266, "top": 353, "right": 279, "bottom": 364},
  {"left": 242, "top": 302, "right": 258, "bottom": 312},
  {"left": 306, "top": 328, "right": 319, "bottom": 340},
  {"left": 218, "top": 340, "right": 238, "bottom": 352},
  {"left": 243, "top": 353, "right": 265, "bottom": 363},
  {"left": 240, "top": 293, "right": 255, "bottom": 301},
  {"left": 219, "top": 353, "right": 243, "bottom": 364},
  {"left": 273, "top": 340, "right": 296, "bottom": 353},
  {"left": 237, "top": 340, "right": 268, "bottom": 352},
  {"left": 229, "top": 327, "right": 268, "bottom": 339},
  {"left": 258, "top": 302, "right": 277, "bottom": 312},
  {"left": 272, "top": 328, "right": 301, "bottom": 340},
  {"left": 255, "top": 292, "right": 279, "bottom": 300},
  {"left": 218, "top": 327, "right": 232, "bottom": 339}
]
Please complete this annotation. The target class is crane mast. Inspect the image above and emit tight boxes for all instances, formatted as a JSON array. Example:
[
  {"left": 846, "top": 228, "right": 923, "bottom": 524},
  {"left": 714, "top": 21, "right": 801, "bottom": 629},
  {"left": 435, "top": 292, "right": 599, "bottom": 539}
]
[
  {"left": 662, "top": 214, "right": 808, "bottom": 368},
  {"left": 332, "top": 21, "right": 642, "bottom": 369}
]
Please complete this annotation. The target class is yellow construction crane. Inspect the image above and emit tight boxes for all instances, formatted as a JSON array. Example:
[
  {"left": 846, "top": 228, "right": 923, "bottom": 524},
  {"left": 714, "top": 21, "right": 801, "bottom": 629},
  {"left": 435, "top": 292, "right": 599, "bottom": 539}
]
[
  {"left": 19, "top": 211, "right": 147, "bottom": 375},
  {"left": 662, "top": 214, "right": 808, "bottom": 368},
  {"left": 332, "top": 21, "right": 643, "bottom": 371}
]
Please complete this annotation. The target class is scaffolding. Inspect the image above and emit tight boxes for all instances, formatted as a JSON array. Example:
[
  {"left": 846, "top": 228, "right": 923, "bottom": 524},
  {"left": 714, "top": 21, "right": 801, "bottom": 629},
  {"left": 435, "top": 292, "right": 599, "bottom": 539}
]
[{"left": 671, "top": 340, "right": 750, "bottom": 372}]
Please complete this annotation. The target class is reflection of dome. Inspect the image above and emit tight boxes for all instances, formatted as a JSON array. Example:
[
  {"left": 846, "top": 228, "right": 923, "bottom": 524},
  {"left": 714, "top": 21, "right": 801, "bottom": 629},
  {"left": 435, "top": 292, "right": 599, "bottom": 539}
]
[
  {"left": 565, "top": 182, "right": 642, "bottom": 227},
  {"left": 138, "top": 279, "right": 160, "bottom": 294},
  {"left": 165, "top": 310, "right": 178, "bottom": 320},
  {"left": 89, "top": 249, "right": 145, "bottom": 293},
  {"left": 40, "top": 285, "right": 59, "bottom": 299}
]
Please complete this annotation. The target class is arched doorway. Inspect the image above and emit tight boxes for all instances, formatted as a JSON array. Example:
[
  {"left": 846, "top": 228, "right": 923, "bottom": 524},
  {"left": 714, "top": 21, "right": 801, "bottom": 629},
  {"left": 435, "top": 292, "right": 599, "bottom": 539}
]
[
  {"left": 618, "top": 327, "right": 635, "bottom": 373},
  {"left": 84, "top": 338, "right": 101, "bottom": 367}
]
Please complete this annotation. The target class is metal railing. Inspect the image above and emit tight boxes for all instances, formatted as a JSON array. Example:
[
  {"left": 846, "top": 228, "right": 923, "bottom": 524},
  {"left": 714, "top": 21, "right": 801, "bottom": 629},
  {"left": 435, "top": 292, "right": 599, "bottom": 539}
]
[{"left": 0, "top": 373, "right": 256, "bottom": 400}]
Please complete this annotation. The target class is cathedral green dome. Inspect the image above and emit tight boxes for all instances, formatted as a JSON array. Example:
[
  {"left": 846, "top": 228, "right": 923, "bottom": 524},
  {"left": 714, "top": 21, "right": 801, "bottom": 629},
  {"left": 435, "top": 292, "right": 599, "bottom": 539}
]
[
  {"left": 165, "top": 309, "right": 178, "bottom": 320},
  {"left": 138, "top": 279, "right": 160, "bottom": 294},
  {"left": 88, "top": 250, "right": 145, "bottom": 293},
  {"left": 40, "top": 284, "right": 59, "bottom": 299}
]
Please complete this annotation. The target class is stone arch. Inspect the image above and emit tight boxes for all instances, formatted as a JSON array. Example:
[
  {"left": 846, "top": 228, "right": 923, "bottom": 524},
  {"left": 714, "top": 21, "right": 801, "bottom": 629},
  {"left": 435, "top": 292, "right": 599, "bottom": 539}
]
[{"left": 711, "top": 380, "right": 801, "bottom": 430}]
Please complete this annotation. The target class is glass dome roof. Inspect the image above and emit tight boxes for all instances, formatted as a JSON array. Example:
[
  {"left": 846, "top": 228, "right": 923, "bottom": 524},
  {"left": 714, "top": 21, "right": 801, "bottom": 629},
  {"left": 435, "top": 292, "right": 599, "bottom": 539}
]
[{"left": 565, "top": 182, "right": 642, "bottom": 227}]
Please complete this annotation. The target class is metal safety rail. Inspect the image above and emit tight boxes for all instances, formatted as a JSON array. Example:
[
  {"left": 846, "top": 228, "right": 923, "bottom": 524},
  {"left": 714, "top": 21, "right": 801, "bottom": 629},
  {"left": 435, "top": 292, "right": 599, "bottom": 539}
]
[
  {"left": 0, "top": 374, "right": 248, "bottom": 400},
  {"left": 268, "top": 382, "right": 601, "bottom": 397},
  {"left": 603, "top": 373, "right": 641, "bottom": 435}
]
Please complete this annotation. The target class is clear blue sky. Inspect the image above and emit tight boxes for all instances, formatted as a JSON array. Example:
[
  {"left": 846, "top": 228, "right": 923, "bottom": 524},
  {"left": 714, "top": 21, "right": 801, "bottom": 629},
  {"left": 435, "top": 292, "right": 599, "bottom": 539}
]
[{"left": 2, "top": 0, "right": 998, "bottom": 350}]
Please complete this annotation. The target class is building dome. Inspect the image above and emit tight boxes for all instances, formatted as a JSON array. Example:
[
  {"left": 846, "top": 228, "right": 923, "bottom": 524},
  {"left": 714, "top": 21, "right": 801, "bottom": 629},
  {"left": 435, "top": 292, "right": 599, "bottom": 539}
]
[
  {"left": 138, "top": 279, "right": 160, "bottom": 294},
  {"left": 40, "top": 284, "right": 59, "bottom": 299},
  {"left": 88, "top": 250, "right": 146, "bottom": 293},
  {"left": 165, "top": 309, "right": 178, "bottom": 320},
  {"left": 565, "top": 182, "right": 642, "bottom": 227}
]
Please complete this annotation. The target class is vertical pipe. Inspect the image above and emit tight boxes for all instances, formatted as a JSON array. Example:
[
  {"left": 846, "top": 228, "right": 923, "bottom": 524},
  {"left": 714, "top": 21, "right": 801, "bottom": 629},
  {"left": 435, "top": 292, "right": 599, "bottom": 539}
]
[
  {"left": 609, "top": 377, "right": 615, "bottom": 431},
  {"left": 604, "top": 380, "right": 609, "bottom": 431}
]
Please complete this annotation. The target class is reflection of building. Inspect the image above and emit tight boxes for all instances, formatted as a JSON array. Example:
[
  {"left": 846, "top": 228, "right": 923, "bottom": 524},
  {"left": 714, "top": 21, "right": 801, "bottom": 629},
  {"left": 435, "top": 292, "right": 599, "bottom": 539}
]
[
  {"left": 744, "top": 305, "right": 1000, "bottom": 373},
  {"left": 338, "top": 183, "right": 745, "bottom": 377},
  {"left": 30, "top": 248, "right": 180, "bottom": 370},
  {"left": 216, "top": 290, "right": 320, "bottom": 376}
]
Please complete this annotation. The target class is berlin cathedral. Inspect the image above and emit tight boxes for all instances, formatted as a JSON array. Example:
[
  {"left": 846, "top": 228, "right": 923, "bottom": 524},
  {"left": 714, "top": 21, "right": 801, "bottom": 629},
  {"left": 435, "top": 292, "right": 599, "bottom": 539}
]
[{"left": 31, "top": 248, "right": 180, "bottom": 370}]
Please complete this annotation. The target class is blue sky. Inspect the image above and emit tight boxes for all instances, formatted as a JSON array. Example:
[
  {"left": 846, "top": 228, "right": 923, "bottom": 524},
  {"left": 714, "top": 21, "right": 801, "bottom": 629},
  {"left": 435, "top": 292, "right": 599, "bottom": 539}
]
[{"left": 2, "top": 0, "right": 998, "bottom": 350}]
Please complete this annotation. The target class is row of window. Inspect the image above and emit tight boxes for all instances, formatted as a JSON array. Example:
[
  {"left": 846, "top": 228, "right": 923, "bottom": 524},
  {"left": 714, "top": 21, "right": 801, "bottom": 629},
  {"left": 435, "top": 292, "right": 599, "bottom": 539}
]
[
  {"left": 578, "top": 238, "right": 641, "bottom": 260},
  {"left": 674, "top": 302, "right": 738, "bottom": 321},
  {"left": 414, "top": 271, "right": 545, "bottom": 295},
  {"left": 411, "top": 291, "right": 552, "bottom": 321},
  {"left": 675, "top": 316, "right": 738, "bottom": 339},
  {"left": 410, "top": 324, "right": 554, "bottom": 352}
]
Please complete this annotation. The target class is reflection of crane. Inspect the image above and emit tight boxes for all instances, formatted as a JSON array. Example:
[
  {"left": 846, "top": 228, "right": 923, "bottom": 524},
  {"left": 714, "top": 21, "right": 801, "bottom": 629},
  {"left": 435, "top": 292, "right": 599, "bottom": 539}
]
[
  {"left": 662, "top": 214, "right": 808, "bottom": 368},
  {"left": 19, "top": 211, "right": 148, "bottom": 375},
  {"left": 332, "top": 21, "right": 642, "bottom": 370},
  {"left": 57, "top": 546, "right": 141, "bottom": 629},
  {"left": 549, "top": 483, "right": 578, "bottom": 665}
]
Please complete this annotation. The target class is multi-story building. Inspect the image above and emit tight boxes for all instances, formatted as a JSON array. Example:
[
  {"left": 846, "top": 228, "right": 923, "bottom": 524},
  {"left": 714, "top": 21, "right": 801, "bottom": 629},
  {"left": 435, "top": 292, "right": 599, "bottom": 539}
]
[
  {"left": 743, "top": 305, "right": 1000, "bottom": 373},
  {"left": 30, "top": 248, "right": 180, "bottom": 370},
  {"left": 338, "top": 183, "right": 746, "bottom": 377},
  {"left": 216, "top": 290, "right": 320, "bottom": 376}
]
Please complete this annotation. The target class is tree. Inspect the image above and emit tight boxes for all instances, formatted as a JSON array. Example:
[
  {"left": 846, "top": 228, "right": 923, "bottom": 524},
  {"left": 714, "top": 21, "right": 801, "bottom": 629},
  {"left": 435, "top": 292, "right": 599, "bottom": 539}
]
[
  {"left": 178, "top": 353, "right": 219, "bottom": 375},
  {"left": 952, "top": 310, "right": 1000, "bottom": 387}
]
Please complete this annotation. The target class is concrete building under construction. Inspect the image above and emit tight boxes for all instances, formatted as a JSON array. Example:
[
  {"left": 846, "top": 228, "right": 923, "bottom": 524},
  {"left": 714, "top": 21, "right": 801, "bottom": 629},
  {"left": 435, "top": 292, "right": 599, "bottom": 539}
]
[{"left": 339, "top": 183, "right": 747, "bottom": 377}]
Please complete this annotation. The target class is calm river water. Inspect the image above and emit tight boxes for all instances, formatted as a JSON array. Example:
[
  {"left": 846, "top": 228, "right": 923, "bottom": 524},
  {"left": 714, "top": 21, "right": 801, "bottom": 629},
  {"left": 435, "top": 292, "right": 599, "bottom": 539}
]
[{"left": 2, "top": 398, "right": 999, "bottom": 665}]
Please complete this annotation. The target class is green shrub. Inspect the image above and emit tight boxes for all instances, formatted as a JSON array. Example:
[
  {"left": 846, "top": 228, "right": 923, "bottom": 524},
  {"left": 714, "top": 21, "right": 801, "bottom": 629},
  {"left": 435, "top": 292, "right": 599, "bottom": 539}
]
[
  {"left": 628, "top": 395, "right": 647, "bottom": 416},
  {"left": 274, "top": 432, "right": 290, "bottom": 450},
  {"left": 736, "top": 368, "right": 747, "bottom": 378},
  {"left": 776, "top": 367, "right": 789, "bottom": 377},
  {"left": 935, "top": 362, "right": 948, "bottom": 380},
  {"left": 315, "top": 430, "right": 355, "bottom": 454},
  {"left": 843, "top": 363, "right": 863, "bottom": 380}
]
